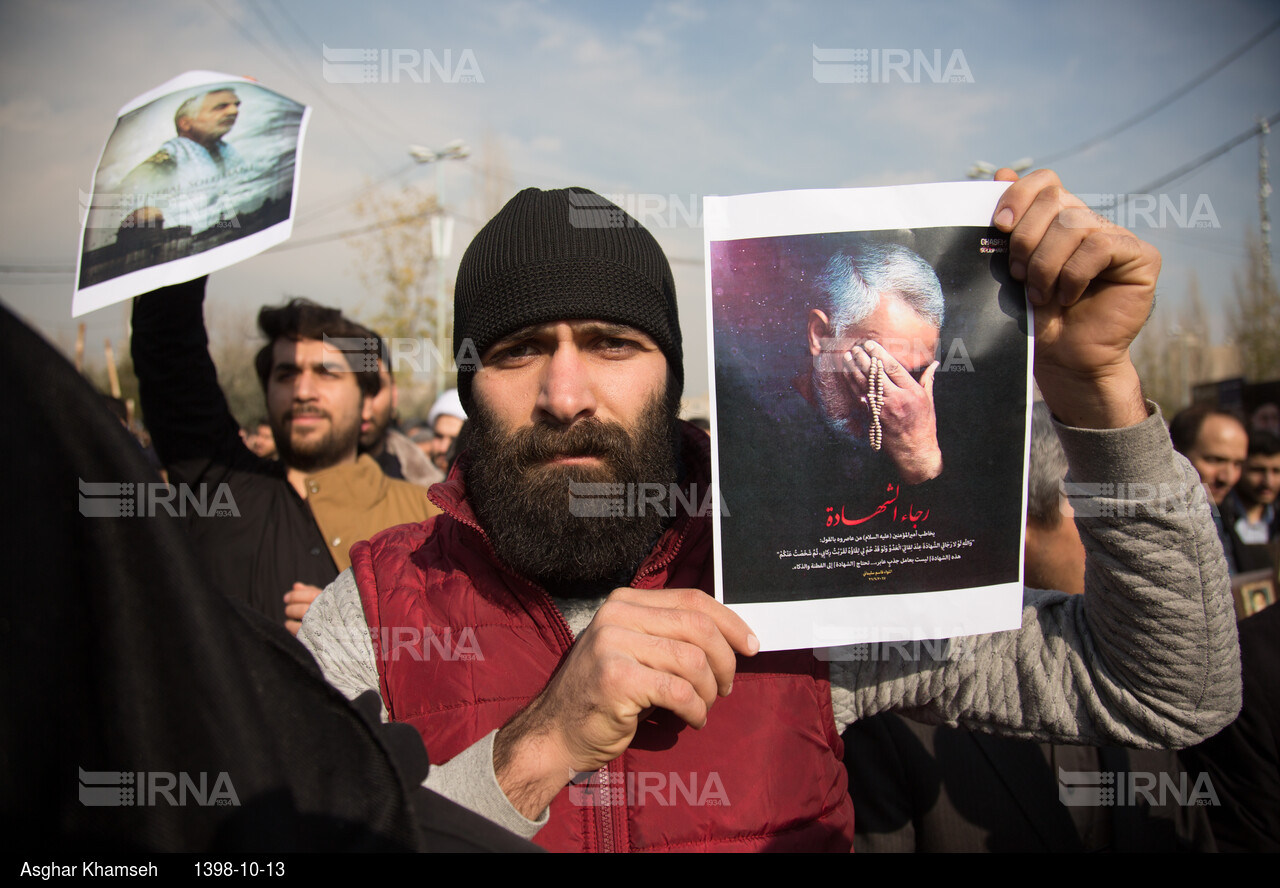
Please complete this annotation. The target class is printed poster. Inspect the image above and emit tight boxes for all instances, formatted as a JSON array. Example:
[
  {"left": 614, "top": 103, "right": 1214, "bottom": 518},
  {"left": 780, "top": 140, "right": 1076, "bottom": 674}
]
[
  {"left": 705, "top": 182, "right": 1033, "bottom": 651},
  {"left": 74, "top": 71, "right": 310, "bottom": 317}
]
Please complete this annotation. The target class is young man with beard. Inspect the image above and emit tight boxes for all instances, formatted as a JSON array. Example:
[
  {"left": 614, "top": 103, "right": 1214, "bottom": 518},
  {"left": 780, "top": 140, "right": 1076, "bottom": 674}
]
[
  {"left": 131, "top": 278, "right": 439, "bottom": 632},
  {"left": 300, "top": 176, "right": 1241, "bottom": 852},
  {"left": 359, "top": 357, "right": 444, "bottom": 488},
  {"left": 1225, "top": 429, "right": 1280, "bottom": 573}
]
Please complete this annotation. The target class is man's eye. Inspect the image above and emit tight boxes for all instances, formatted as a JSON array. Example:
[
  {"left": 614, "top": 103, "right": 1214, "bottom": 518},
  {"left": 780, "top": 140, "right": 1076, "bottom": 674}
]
[
  {"left": 598, "top": 337, "right": 638, "bottom": 353},
  {"left": 490, "top": 343, "right": 537, "bottom": 363}
]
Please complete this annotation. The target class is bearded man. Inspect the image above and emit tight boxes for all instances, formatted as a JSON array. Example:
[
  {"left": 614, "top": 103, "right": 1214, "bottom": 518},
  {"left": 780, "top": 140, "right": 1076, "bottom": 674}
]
[
  {"left": 132, "top": 278, "right": 439, "bottom": 632},
  {"left": 300, "top": 179, "right": 1240, "bottom": 852},
  {"left": 359, "top": 356, "right": 444, "bottom": 488}
]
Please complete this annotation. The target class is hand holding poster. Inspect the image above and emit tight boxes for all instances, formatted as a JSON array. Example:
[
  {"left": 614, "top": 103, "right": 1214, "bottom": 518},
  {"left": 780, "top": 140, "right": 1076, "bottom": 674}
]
[
  {"left": 704, "top": 182, "right": 1033, "bottom": 651},
  {"left": 73, "top": 71, "right": 310, "bottom": 317}
]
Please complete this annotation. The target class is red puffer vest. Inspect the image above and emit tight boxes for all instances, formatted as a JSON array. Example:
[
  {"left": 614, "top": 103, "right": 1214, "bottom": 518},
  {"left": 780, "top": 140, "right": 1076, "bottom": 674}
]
[{"left": 350, "top": 426, "right": 854, "bottom": 852}]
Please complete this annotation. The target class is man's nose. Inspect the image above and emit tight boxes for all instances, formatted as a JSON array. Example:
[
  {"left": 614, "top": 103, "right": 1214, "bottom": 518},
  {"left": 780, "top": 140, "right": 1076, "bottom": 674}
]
[
  {"left": 294, "top": 369, "right": 318, "bottom": 400},
  {"left": 536, "top": 344, "right": 597, "bottom": 426}
]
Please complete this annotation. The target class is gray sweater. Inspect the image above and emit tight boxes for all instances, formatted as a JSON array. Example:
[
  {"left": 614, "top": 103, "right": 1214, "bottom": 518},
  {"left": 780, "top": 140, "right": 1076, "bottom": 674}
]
[{"left": 300, "top": 407, "right": 1242, "bottom": 840}]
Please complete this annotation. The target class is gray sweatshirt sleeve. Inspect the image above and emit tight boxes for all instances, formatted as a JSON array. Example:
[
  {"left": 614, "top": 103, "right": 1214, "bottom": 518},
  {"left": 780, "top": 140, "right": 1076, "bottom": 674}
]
[
  {"left": 829, "top": 406, "right": 1242, "bottom": 747},
  {"left": 298, "top": 571, "right": 548, "bottom": 839}
]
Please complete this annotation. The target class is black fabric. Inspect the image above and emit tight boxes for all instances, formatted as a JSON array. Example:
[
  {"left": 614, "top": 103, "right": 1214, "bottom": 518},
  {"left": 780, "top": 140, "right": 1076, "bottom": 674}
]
[
  {"left": 844, "top": 712, "right": 1216, "bottom": 852},
  {"left": 0, "top": 302, "right": 534, "bottom": 852},
  {"left": 453, "top": 187, "right": 682, "bottom": 410},
  {"left": 1220, "top": 493, "right": 1276, "bottom": 575},
  {"left": 131, "top": 277, "right": 338, "bottom": 622},
  {"left": 374, "top": 449, "right": 405, "bottom": 480},
  {"left": 1181, "top": 603, "right": 1280, "bottom": 851}
]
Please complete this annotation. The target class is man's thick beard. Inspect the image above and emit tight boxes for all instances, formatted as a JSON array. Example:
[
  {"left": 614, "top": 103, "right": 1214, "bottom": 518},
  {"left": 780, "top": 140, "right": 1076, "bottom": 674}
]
[
  {"left": 465, "top": 390, "right": 680, "bottom": 595},
  {"left": 272, "top": 410, "right": 360, "bottom": 474}
]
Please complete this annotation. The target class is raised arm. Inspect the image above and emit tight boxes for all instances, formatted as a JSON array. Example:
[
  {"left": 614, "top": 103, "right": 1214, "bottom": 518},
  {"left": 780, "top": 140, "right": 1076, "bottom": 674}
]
[
  {"left": 832, "top": 170, "right": 1241, "bottom": 746},
  {"left": 836, "top": 410, "right": 1239, "bottom": 747},
  {"left": 131, "top": 276, "right": 256, "bottom": 481}
]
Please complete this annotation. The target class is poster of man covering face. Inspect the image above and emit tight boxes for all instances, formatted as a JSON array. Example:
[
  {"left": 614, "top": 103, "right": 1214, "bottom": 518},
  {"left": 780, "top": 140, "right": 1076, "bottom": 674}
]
[
  {"left": 74, "top": 70, "right": 309, "bottom": 317},
  {"left": 705, "top": 184, "right": 1032, "bottom": 650}
]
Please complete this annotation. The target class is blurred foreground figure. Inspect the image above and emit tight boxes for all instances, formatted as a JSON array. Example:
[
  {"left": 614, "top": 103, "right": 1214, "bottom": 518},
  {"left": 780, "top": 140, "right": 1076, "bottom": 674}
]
[
  {"left": 0, "top": 303, "right": 531, "bottom": 852},
  {"left": 1181, "top": 595, "right": 1280, "bottom": 851}
]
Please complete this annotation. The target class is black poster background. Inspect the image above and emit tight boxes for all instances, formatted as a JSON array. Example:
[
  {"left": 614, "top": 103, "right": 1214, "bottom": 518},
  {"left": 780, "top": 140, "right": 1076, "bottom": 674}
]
[{"left": 712, "top": 225, "right": 1028, "bottom": 606}]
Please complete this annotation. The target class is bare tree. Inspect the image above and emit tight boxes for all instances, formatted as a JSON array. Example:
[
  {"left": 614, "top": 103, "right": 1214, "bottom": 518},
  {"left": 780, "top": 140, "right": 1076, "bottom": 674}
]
[
  {"left": 1228, "top": 233, "right": 1280, "bottom": 381},
  {"left": 1132, "top": 301, "right": 1178, "bottom": 415},
  {"left": 350, "top": 182, "right": 441, "bottom": 347},
  {"left": 347, "top": 142, "right": 513, "bottom": 421}
]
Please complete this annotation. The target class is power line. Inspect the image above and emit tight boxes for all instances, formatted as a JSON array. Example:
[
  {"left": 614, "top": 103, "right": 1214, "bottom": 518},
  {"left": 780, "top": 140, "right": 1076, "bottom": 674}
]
[
  {"left": 294, "top": 161, "right": 417, "bottom": 227},
  {"left": 1121, "top": 110, "right": 1280, "bottom": 203},
  {"left": 201, "top": 0, "right": 387, "bottom": 167},
  {"left": 1038, "top": 17, "right": 1280, "bottom": 167},
  {"left": 271, "top": 206, "right": 482, "bottom": 253},
  {"left": 259, "top": 0, "right": 415, "bottom": 146}
]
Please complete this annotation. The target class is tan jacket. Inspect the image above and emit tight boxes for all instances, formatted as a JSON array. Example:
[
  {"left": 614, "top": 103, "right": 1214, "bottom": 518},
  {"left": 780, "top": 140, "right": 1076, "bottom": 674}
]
[{"left": 300, "top": 455, "right": 441, "bottom": 571}]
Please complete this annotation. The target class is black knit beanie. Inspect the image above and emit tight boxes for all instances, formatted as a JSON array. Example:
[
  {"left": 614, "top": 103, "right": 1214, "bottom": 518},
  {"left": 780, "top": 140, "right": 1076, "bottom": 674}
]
[{"left": 453, "top": 187, "right": 683, "bottom": 411}]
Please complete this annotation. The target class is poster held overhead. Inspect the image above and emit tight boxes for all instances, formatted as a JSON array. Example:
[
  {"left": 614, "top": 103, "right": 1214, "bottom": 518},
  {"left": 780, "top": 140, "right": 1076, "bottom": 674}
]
[
  {"left": 704, "top": 182, "right": 1033, "bottom": 651},
  {"left": 73, "top": 71, "right": 310, "bottom": 317}
]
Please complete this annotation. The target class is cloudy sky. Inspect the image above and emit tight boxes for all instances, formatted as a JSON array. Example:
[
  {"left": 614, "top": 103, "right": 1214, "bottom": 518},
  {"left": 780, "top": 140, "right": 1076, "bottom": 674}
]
[{"left": 2, "top": 0, "right": 1276, "bottom": 400}]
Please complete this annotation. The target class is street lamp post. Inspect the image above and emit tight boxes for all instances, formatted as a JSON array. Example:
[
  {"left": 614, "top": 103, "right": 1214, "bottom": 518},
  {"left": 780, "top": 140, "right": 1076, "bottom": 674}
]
[
  {"left": 966, "top": 158, "right": 1033, "bottom": 180},
  {"left": 409, "top": 141, "right": 470, "bottom": 396}
]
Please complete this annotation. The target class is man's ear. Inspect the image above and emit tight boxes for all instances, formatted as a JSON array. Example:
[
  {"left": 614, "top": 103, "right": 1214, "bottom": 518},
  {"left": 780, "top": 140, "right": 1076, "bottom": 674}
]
[{"left": 807, "top": 309, "right": 832, "bottom": 357}]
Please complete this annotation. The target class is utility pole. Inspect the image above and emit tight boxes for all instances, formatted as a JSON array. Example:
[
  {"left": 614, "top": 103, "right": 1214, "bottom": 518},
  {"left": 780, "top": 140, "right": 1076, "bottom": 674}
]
[{"left": 1259, "top": 116, "right": 1274, "bottom": 289}]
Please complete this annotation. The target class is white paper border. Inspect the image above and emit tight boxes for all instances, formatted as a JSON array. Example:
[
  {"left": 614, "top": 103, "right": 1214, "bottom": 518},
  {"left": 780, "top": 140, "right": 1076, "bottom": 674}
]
[
  {"left": 72, "top": 71, "right": 310, "bottom": 317},
  {"left": 704, "top": 182, "right": 1033, "bottom": 651}
]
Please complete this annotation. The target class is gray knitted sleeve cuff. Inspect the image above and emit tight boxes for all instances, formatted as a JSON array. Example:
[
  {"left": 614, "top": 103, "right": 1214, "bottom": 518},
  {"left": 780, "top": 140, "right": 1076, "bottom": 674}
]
[{"left": 425, "top": 730, "right": 550, "bottom": 840}]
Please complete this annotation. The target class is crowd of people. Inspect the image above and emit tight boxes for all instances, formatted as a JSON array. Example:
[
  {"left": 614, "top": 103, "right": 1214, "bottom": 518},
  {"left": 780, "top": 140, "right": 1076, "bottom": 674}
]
[
  {"left": 12, "top": 168, "right": 1276, "bottom": 854},
  {"left": 1171, "top": 401, "right": 1280, "bottom": 580}
]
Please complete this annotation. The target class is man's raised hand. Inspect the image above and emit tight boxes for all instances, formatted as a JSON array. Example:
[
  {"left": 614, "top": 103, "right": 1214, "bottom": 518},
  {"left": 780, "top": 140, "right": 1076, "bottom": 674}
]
[{"left": 993, "top": 169, "right": 1157, "bottom": 429}]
